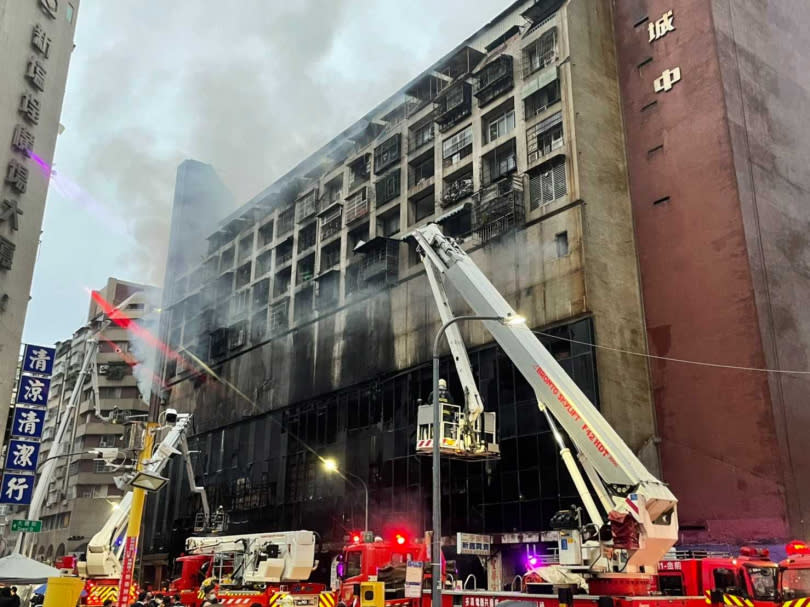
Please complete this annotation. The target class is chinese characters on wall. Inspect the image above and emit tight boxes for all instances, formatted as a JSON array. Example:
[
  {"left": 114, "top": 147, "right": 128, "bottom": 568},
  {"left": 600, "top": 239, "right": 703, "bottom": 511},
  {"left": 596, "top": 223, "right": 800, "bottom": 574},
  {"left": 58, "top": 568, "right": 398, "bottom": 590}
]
[
  {"left": 1, "top": 0, "right": 58, "bottom": 298},
  {"left": 0, "top": 344, "right": 55, "bottom": 505},
  {"left": 647, "top": 10, "right": 682, "bottom": 95}
]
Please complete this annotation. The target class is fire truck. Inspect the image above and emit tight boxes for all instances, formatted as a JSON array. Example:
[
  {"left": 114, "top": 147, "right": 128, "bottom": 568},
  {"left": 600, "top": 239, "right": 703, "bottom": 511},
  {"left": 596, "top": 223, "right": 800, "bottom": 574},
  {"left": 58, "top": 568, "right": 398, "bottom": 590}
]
[
  {"left": 312, "top": 224, "right": 808, "bottom": 607},
  {"left": 53, "top": 413, "right": 211, "bottom": 606},
  {"left": 781, "top": 541, "right": 810, "bottom": 605},
  {"left": 170, "top": 530, "right": 326, "bottom": 607}
]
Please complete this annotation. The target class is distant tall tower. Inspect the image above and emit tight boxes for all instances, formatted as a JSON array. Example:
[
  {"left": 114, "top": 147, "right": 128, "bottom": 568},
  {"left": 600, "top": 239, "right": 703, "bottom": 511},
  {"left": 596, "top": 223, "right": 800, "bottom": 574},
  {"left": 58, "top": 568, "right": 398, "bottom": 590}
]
[
  {"left": 161, "top": 160, "right": 233, "bottom": 309},
  {"left": 0, "top": 0, "right": 81, "bottom": 445}
]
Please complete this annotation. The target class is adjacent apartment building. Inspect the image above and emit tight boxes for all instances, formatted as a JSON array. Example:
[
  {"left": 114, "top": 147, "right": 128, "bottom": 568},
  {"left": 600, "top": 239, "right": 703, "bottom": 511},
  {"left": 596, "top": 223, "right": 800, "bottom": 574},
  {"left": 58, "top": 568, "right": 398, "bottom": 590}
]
[
  {"left": 144, "top": 0, "right": 809, "bottom": 580},
  {"left": 0, "top": 0, "right": 81, "bottom": 445},
  {"left": 18, "top": 278, "right": 157, "bottom": 562}
]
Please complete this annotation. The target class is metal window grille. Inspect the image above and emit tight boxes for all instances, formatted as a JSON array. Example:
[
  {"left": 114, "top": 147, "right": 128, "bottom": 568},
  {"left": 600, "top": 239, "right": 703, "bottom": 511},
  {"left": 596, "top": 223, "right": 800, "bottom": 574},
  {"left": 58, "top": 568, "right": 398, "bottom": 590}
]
[
  {"left": 527, "top": 112, "right": 564, "bottom": 164},
  {"left": 529, "top": 157, "right": 567, "bottom": 208},
  {"left": 523, "top": 28, "right": 558, "bottom": 77},
  {"left": 345, "top": 188, "right": 369, "bottom": 224}
]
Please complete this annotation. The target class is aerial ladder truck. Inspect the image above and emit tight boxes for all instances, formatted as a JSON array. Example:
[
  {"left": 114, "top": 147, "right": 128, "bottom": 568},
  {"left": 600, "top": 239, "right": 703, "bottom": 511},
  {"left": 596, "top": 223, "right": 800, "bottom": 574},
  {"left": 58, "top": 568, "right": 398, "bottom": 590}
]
[
  {"left": 171, "top": 530, "right": 324, "bottom": 607},
  {"left": 51, "top": 412, "right": 218, "bottom": 606},
  {"left": 325, "top": 224, "right": 807, "bottom": 607}
]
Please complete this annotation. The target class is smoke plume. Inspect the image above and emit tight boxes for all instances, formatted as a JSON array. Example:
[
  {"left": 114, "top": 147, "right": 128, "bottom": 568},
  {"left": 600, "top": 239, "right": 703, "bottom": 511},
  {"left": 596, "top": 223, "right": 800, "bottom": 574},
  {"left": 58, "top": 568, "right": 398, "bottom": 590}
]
[{"left": 59, "top": 0, "right": 509, "bottom": 285}]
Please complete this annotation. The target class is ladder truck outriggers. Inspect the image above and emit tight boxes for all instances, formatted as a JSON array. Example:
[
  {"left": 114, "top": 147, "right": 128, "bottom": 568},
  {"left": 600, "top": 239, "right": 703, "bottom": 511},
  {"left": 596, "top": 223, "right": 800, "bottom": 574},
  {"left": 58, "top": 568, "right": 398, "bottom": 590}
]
[
  {"left": 327, "top": 224, "right": 807, "bottom": 607},
  {"left": 170, "top": 530, "right": 325, "bottom": 607}
]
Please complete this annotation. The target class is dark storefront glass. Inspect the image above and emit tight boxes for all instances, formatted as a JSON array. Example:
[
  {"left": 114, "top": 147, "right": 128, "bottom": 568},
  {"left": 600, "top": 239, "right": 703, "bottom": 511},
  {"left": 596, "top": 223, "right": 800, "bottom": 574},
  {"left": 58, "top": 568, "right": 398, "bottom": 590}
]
[{"left": 146, "top": 317, "right": 599, "bottom": 558}]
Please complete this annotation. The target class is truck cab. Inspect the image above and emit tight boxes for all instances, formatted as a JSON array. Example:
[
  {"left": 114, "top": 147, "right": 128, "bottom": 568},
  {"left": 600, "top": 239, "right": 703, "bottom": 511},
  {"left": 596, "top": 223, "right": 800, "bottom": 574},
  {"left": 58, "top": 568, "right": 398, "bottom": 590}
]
[
  {"left": 169, "top": 554, "right": 214, "bottom": 607},
  {"left": 781, "top": 541, "right": 810, "bottom": 601},
  {"left": 336, "top": 533, "right": 441, "bottom": 606},
  {"left": 657, "top": 548, "right": 778, "bottom": 604}
]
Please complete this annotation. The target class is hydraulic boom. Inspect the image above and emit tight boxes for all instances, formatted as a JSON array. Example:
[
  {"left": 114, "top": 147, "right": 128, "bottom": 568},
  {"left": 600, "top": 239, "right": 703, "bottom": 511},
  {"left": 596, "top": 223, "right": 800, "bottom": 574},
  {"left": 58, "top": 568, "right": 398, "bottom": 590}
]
[{"left": 413, "top": 224, "right": 677, "bottom": 571}]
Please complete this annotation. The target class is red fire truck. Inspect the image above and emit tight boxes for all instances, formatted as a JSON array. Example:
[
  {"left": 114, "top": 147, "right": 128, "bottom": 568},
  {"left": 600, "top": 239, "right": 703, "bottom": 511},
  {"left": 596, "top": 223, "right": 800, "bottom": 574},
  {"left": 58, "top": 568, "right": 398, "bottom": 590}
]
[{"left": 169, "top": 530, "right": 326, "bottom": 607}]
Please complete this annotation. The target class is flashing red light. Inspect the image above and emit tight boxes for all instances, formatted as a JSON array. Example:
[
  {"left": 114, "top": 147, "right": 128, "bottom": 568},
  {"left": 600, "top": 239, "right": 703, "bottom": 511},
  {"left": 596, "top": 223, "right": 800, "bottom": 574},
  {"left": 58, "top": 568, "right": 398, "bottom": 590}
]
[
  {"left": 740, "top": 546, "right": 771, "bottom": 559},
  {"left": 395, "top": 533, "right": 406, "bottom": 545},
  {"left": 352, "top": 534, "right": 362, "bottom": 544},
  {"left": 787, "top": 541, "right": 810, "bottom": 556}
]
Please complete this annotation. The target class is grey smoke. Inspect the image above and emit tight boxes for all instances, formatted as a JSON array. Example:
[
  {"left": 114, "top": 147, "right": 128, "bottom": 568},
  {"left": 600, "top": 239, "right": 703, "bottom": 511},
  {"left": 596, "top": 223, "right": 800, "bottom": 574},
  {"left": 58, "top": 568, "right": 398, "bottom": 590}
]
[{"left": 62, "top": 0, "right": 510, "bottom": 285}]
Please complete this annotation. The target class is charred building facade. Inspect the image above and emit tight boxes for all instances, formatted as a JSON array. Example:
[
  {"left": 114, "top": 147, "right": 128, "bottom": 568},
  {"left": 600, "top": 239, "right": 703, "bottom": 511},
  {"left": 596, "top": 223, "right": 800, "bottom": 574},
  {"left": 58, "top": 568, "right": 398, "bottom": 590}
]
[
  {"left": 142, "top": 0, "right": 808, "bottom": 584},
  {"left": 144, "top": 0, "right": 651, "bottom": 579}
]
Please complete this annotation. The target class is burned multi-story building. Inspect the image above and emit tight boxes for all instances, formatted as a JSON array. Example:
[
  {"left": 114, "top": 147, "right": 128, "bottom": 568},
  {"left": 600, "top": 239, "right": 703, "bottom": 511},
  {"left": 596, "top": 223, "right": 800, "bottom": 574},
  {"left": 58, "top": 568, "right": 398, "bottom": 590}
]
[{"left": 143, "top": 0, "right": 810, "bottom": 583}]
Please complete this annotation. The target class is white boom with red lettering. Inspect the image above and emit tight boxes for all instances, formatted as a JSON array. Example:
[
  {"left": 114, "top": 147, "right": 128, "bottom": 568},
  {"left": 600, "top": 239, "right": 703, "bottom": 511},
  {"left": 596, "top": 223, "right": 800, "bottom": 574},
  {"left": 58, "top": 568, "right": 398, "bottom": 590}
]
[{"left": 412, "top": 224, "right": 677, "bottom": 571}]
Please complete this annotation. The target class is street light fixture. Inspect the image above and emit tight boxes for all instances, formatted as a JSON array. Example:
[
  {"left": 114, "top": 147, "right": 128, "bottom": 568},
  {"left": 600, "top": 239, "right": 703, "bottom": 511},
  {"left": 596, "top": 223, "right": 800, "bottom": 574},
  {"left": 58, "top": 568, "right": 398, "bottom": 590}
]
[
  {"left": 322, "top": 458, "right": 369, "bottom": 532},
  {"left": 430, "top": 312, "right": 526, "bottom": 607}
]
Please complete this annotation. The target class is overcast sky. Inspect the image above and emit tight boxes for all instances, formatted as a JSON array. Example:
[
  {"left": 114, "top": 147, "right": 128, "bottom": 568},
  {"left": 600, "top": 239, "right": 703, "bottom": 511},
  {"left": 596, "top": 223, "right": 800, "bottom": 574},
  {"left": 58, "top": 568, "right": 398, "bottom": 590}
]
[{"left": 21, "top": 0, "right": 510, "bottom": 347}]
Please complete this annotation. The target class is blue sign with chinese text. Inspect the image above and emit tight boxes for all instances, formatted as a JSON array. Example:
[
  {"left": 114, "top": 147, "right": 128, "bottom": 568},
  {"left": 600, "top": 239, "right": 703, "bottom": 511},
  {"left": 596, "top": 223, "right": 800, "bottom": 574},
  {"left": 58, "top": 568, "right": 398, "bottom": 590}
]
[
  {"left": 10, "top": 405, "right": 45, "bottom": 440},
  {"left": 15, "top": 375, "right": 50, "bottom": 406},
  {"left": 21, "top": 344, "right": 55, "bottom": 376},
  {"left": 4, "top": 439, "right": 41, "bottom": 473},
  {"left": 0, "top": 473, "right": 34, "bottom": 505}
]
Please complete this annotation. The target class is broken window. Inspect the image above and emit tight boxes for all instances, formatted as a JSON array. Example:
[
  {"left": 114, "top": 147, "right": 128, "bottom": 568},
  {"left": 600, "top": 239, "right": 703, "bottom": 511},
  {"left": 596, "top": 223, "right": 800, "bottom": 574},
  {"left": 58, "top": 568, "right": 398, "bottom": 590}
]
[
  {"left": 228, "top": 321, "right": 247, "bottom": 350},
  {"left": 320, "top": 242, "right": 341, "bottom": 272},
  {"left": 296, "top": 254, "right": 315, "bottom": 285},
  {"left": 294, "top": 287, "right": 314, "bottom": 323},
  {"left": 409, "top": 191, "right": 435, "bottom": 224},
  {"left": 256, "top": 251, "right": 273, "bottom": 277},
  {"left": 527, "top": 112, "right": 563, "bottom": 164},
  {"left": 377, "top": 208, "right": 401, "bottom": 237},
  {"left": 298, "top": 223, "right": 317, "bottom": 252},
  {"left": 237, "top": 235, "right": 253, "bottom": 263},
  {"left": 278, "top": 207, "right": 295, "bottom": 235},
  {"left": 235, "top": 262, "right": 252, "bottom": 290},
  {"left": 250, "top": 310, "right": 267, "bottom": 343},
  {"left": 274, "top": 268, "right": 291, "bottom": 298},
  {"left": 275, "top": 239, "right": 293, "bottom": 267},
  {"left": 252, "top": 279, "right": 270, "bottom": 308},
  {"left": 220, "top": 246, "right": 234, "bottom": 271},
  {"left": 349, "top": 154, "right": 371, "bottom": 188},
  {"left": 408, "top": 153, "right": 434, "bottom": 188},
  {"left": 258, "top": 220, "right": 274, "bottom": 247},
  {"left": 316, "top": 272, "right": 339, "bottom": 307},
  {"left": 482, "top": 138, "right": 517, "bottom": 186}
]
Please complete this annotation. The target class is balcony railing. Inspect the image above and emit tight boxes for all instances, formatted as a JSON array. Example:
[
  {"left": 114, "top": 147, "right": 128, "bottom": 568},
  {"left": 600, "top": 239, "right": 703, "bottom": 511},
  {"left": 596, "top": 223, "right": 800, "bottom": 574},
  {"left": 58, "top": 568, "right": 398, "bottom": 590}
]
[
  {"left": 345, "top": 192, "right": 370, "bottom": 224},
  {"left": 474, "top": 55, "right": 514, "bottom": 107},
  {"left": 441, "top": 177, "right": 474, "bottom": 207},
  {"left": 321, "top": 216, "right": 342, "bottom": 240}
]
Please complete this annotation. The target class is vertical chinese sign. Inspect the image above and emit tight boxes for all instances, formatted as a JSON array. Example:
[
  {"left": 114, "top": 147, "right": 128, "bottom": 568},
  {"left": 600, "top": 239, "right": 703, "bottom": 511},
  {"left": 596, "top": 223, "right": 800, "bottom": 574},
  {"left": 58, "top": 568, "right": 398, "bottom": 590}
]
[
  {"left": 1, "top": 1, "right": 56, "bottom": 302},
  {"left": 0, "top": 344, "right": 54, "bottom": 507}
]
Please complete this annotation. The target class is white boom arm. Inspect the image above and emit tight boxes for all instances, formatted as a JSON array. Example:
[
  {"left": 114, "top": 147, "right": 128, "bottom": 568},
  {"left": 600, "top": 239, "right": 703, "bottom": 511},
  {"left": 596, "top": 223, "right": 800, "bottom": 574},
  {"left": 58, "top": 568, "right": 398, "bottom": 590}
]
[
  {"left": 423, "top": 258, "right": 485, "bottom": 423},
  {"left": 83, "top": 413, "right": 197, "bottom": 578},
  {"left": 18, "top": 293, "right": 139, "bottom": 556},
  {"left": 413, "top": 224, "right": 677, "bottom": 570},
  {"left": 185, "top": 530, "right": 317, "bottom": 583}
]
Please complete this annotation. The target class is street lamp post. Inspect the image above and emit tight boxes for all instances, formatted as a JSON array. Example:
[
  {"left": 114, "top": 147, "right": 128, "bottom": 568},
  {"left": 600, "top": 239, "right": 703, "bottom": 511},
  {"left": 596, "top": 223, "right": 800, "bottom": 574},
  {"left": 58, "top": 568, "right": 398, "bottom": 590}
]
[
  {"left": 323, "top": 458, "right": 369, "bottom": 532},
  {"left": 431, "top": 314, "right": 524, "bottom": 607}
]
